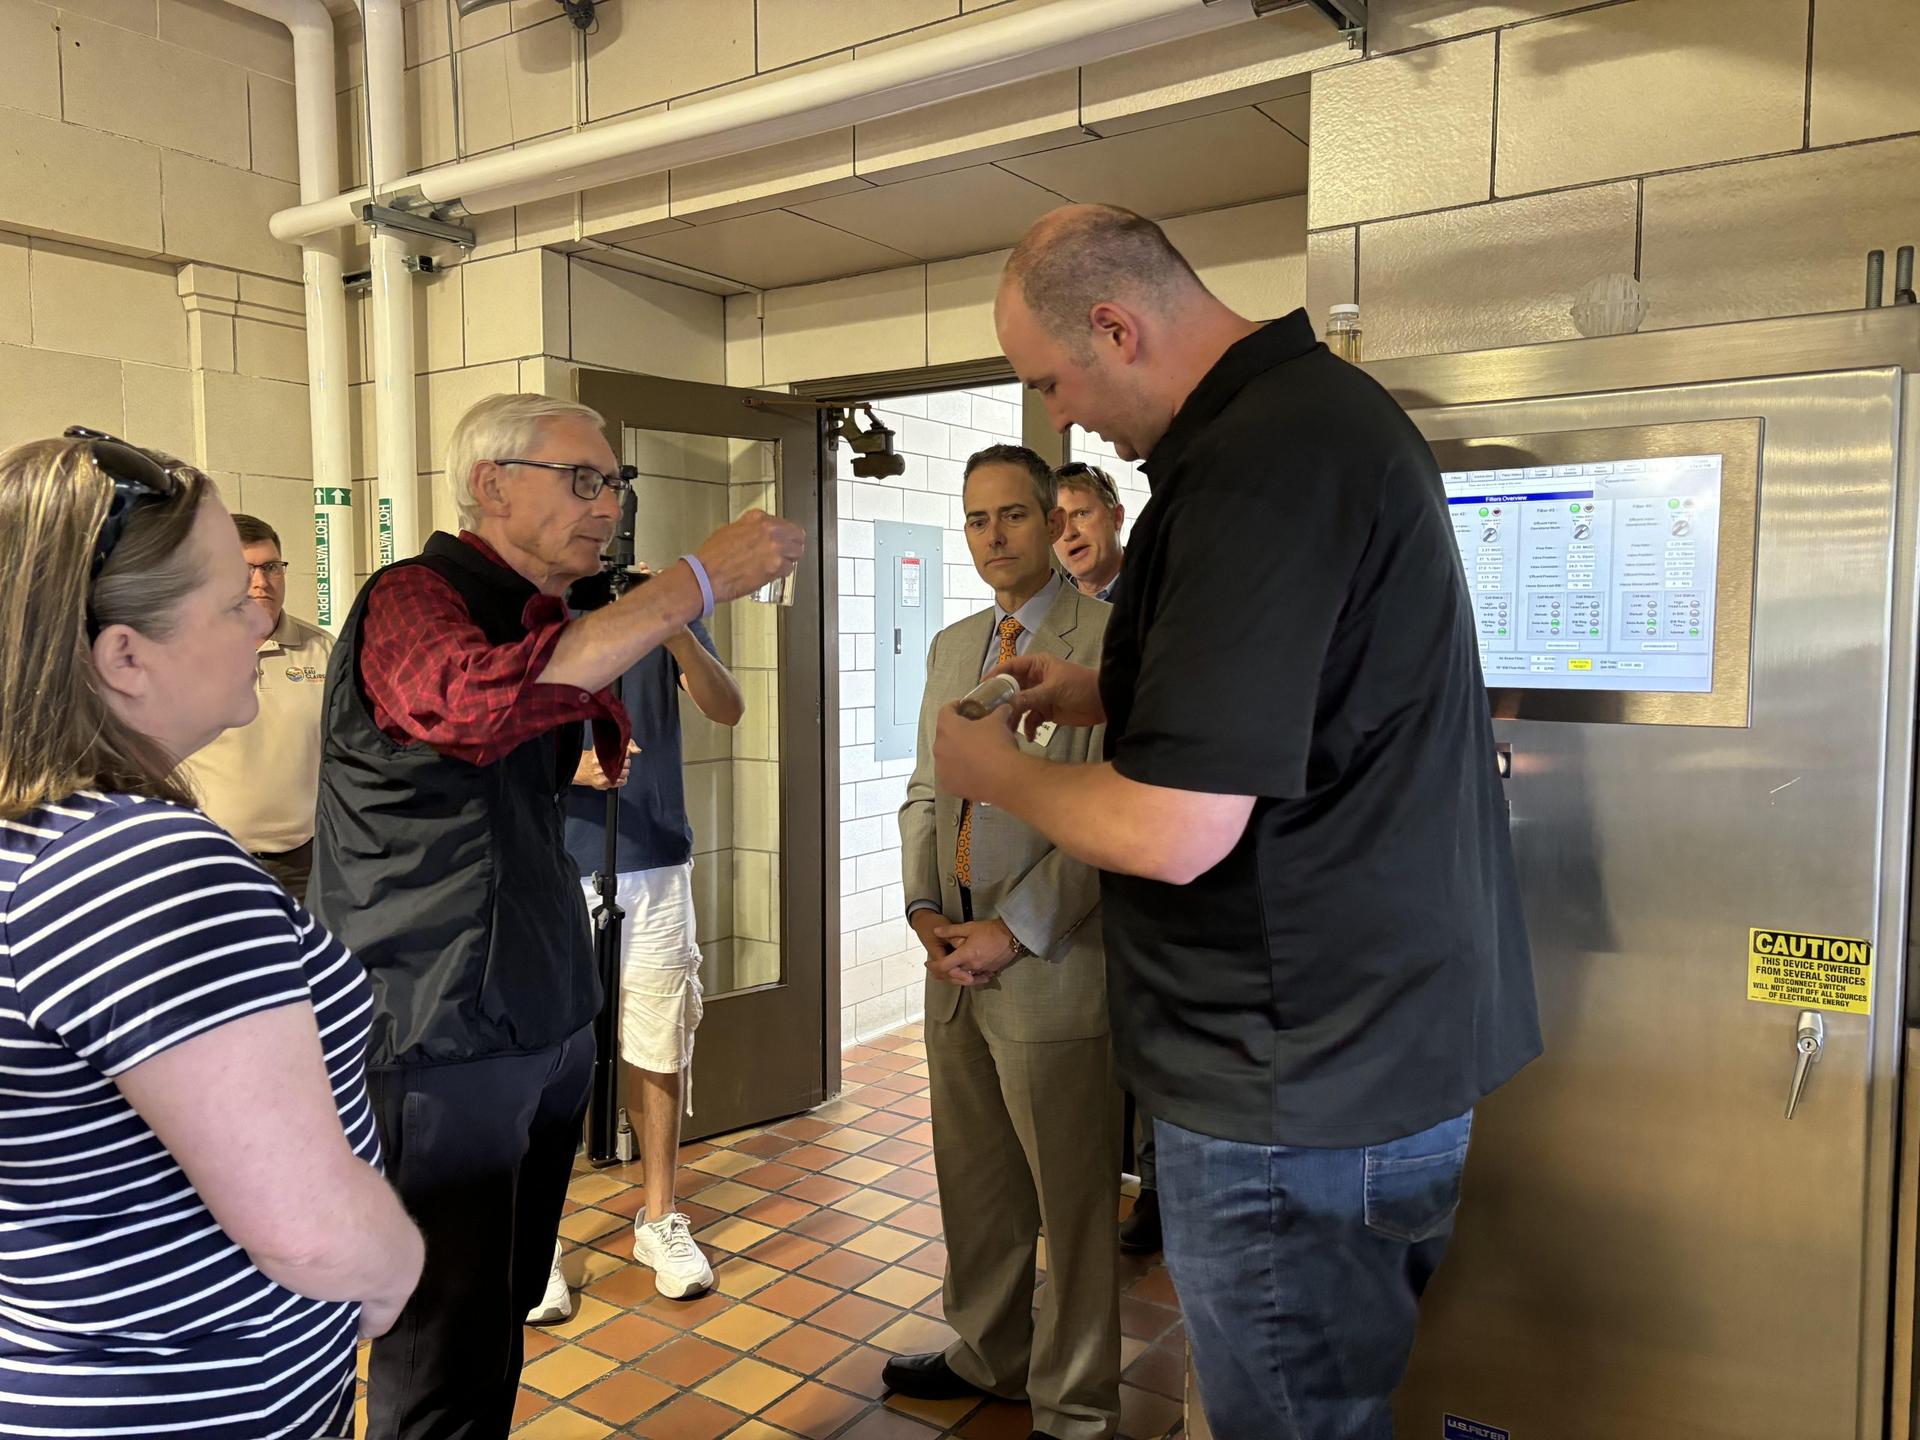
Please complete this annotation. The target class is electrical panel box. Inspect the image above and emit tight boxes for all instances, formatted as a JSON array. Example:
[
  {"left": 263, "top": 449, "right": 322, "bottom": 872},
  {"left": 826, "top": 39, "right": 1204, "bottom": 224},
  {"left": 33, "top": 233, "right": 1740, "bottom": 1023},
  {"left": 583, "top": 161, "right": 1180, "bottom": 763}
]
[{"left": 873, "top": 521, "right": 946, "bottom": 762}]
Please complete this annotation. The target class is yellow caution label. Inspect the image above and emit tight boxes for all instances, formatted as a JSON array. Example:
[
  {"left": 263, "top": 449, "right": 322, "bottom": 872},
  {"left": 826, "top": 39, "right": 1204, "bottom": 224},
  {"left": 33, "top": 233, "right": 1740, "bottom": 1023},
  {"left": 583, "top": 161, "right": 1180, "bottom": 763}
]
[
  {"left": 1748, "top": 927, "right": 1873, "bottom": 1014},
  {"left": 1567, "top": 658, "right": 1592, "bottom": 671}
]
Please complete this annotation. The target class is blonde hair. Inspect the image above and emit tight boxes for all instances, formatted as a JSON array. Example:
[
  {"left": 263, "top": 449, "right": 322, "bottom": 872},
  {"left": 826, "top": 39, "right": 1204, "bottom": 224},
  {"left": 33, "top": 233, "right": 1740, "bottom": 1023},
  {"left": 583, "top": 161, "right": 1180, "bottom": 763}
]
[
  {"left": 446, "top": 393, "right": 607, "bottom": 529},
  {"left": 0, "top": 438, "right": 211, "bottom": 819},
  {"left": 1054, "top": 461, "right": 1122, "bottom": 513}
]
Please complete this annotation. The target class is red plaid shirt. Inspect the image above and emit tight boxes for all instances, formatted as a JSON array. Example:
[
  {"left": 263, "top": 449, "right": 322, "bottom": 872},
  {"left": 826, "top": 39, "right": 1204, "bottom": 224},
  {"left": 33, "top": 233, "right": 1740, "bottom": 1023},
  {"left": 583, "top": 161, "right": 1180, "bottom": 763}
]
[{"left": 359, "top": 532, "right": 630, "bottom": 773}]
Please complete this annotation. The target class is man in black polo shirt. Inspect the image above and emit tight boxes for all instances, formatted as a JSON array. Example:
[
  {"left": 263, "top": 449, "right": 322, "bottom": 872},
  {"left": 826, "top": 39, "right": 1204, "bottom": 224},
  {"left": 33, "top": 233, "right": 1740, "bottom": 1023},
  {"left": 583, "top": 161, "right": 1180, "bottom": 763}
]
[{"left": 932, "top": 203, "right": 1540, "bottom": 1438}]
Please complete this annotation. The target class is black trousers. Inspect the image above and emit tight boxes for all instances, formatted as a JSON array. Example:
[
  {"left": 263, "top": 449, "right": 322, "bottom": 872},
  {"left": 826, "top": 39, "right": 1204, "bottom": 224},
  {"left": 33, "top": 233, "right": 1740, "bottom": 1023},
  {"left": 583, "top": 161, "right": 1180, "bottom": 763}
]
[
  {"left": 363, "top": 1025, "right": 594, "bottom": 1440},
  {"left": 253, "top": 839, "right": 313, "bottom": 907}
]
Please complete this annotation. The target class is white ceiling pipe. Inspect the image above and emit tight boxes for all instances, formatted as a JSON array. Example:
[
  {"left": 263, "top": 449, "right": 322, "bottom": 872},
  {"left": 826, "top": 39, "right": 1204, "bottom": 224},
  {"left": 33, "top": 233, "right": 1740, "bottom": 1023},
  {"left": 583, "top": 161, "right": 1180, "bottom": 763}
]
[
  {"left": 361, "top": 0, "right": 423, "bottom": 560},
  {"left": 220, "top": 0, "right": 358, "bottom": 631},
  {"left": 269, "top": 0, "right": 1255, "bottom": 244}
]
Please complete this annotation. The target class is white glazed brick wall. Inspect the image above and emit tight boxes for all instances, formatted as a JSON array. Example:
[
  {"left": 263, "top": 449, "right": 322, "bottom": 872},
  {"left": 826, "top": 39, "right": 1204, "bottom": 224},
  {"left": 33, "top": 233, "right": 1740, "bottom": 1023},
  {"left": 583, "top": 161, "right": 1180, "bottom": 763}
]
[{"left": 837, "top": 382, "right": 1025, "bottom": 1045}]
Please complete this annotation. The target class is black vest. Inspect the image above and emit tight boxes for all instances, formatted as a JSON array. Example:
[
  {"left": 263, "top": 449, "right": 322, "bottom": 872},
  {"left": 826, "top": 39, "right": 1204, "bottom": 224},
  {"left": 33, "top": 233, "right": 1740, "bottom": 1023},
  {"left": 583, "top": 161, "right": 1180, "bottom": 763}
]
[{"left": 309, "top": 533, "right": 595, "bottom": 1067}]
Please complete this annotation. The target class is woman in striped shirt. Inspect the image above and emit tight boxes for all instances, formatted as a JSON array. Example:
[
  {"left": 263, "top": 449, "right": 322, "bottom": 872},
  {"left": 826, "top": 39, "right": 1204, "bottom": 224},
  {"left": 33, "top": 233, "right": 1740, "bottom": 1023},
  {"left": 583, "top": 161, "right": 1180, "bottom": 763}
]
[{"left": 0, "top": 433, "right": 423, "bottom": 1438}]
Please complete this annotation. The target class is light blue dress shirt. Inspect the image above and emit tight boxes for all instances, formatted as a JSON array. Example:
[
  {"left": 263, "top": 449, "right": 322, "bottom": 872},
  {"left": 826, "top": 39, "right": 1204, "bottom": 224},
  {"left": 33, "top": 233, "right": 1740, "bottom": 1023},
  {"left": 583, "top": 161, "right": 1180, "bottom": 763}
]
[{"left": 979, "top": 572, "right": 1063, "bottom": 679}]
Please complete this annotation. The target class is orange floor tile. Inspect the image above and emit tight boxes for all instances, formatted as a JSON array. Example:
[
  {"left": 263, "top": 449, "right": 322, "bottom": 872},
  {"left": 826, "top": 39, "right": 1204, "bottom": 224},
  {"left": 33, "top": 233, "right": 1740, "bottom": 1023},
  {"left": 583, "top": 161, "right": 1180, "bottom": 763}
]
[{"left": 358, "top": 1024, "right": 1185, "bottom": 1439}]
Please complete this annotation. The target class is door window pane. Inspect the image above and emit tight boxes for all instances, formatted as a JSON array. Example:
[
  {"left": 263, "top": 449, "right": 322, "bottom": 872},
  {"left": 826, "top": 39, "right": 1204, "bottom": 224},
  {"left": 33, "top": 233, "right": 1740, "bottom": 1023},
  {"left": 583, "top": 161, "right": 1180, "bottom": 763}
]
[
  {"left": 830, "top": 384, "right": 1025, "bottom": 1043},
  {"left": 620, "top": 426, "right": 783, "bottom": 1000}
]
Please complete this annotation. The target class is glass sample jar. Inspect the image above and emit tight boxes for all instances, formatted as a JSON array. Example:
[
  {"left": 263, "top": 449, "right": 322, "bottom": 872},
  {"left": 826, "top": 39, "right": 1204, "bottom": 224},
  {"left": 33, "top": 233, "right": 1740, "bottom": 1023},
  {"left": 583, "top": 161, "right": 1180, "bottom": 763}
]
[{"left": 1326, "top": 303, "right": 1362, "bottom": 362}]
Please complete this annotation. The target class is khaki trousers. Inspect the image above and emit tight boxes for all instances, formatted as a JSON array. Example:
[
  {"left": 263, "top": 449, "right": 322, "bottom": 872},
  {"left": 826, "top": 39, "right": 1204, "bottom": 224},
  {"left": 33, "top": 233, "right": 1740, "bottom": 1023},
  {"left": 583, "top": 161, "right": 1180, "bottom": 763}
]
[{"left": 926, "top": 987, "right": 1122, "bottom": 1440}]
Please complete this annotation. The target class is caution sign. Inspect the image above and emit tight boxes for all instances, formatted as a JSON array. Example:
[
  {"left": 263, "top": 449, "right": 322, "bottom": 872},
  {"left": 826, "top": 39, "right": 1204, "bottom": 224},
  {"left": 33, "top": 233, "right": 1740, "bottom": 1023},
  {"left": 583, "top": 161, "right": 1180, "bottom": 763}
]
[{"left": 1748, "top": 927, "right": 1872, "bottom": 1014}]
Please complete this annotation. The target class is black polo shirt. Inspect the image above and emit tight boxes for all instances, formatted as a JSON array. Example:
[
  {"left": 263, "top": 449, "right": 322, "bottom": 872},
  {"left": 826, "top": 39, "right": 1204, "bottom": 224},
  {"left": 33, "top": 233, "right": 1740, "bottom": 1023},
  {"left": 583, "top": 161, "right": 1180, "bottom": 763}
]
[{"left": 1099, "top": 310, "right": 1541, "bottom": 1148}]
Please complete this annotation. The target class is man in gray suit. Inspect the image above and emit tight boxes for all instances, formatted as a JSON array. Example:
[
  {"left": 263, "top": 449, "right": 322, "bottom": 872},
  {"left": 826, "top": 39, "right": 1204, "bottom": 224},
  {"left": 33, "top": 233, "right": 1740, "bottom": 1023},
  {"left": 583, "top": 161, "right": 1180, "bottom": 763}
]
[{"left": 888, "top": 444, "right": 1119, "bottom": 1440}]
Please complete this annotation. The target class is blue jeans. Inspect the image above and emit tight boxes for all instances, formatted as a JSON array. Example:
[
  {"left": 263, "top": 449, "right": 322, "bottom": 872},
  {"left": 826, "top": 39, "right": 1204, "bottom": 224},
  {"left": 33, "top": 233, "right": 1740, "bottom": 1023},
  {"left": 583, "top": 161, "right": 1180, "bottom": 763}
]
[{"left": 1156, "top": 1110, "right": 1473, "bottom": 1440}]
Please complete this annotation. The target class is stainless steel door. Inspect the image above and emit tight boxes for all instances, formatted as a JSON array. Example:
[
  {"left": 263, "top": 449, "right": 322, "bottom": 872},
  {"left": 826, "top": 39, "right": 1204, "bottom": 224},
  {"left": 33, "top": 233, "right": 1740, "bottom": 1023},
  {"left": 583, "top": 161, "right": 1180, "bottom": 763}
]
[{"left": 1391, "top": 365, "right": 1910, "bottom": 1440}]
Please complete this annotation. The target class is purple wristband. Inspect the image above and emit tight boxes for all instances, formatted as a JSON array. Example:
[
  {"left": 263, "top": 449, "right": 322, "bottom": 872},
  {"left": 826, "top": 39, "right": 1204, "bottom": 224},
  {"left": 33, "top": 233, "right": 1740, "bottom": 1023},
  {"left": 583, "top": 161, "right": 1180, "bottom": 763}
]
[{"left": 679, "top": 554, "right": 715, "bottom": 620}]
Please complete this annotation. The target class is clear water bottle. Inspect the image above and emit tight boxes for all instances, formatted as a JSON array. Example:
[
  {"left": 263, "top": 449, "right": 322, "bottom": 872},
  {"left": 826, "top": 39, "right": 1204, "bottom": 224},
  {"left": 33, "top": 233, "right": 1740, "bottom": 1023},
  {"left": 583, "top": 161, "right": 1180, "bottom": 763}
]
[{"left": 1326, "top": 303, "right": 1362, "bottom": 362}]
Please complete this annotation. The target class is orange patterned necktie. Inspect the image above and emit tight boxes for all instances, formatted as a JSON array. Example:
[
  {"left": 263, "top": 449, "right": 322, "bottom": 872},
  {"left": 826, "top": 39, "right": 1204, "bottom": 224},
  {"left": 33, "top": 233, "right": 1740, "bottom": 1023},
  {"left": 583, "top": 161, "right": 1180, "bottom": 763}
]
[{"left": 955, "top": 615, "right": 1024, "bottom": 888}]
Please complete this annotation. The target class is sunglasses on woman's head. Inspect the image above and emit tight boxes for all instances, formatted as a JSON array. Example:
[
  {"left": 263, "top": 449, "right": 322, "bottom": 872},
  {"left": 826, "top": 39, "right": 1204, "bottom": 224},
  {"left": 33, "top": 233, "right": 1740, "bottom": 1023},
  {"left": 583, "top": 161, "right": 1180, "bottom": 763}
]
[{"left": 64, "top": 426, "right": 196, "bottom": 581}]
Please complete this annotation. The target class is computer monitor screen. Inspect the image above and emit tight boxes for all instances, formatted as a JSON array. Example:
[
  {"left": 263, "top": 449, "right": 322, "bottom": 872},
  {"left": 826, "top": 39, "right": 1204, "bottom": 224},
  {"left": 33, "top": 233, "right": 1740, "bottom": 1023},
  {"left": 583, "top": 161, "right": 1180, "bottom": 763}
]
[{"left": 1442, "top": 454, "right": 1723, "bottom": 694}]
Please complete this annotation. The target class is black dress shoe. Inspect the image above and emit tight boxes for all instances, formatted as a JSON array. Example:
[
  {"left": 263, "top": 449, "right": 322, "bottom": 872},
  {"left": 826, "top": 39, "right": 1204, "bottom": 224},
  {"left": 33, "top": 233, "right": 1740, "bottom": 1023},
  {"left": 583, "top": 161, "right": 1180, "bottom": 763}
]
[
  {"left": 1119, "top": 1187, "right": 1162, "bottom": 1254},
  {"left": 881, "top": 1350, "right": 984, "bottom": 1401}
]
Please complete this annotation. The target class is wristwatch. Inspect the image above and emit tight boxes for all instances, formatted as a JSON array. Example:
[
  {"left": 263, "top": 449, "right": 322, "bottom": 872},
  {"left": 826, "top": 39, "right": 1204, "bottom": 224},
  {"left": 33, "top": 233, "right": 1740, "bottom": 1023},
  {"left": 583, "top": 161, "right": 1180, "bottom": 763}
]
[{"left": 1006, "top": 930, "right": 1032, "bottom": 962}]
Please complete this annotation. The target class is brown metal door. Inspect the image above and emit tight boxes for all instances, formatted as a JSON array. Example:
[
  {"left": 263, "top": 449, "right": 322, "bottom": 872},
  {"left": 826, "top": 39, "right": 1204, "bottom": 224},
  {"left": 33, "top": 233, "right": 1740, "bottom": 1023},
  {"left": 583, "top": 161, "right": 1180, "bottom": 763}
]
[{"left": 576, "top": 370, "right": 836, "bottom": 1140}]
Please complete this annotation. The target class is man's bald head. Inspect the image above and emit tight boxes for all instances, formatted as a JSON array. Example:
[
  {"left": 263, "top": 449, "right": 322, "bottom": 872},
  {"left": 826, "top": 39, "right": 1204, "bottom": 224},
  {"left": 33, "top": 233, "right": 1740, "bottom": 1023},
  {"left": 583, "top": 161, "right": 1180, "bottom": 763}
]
[
  {"left": 1000, "top": 204, "right": 1207, "bottom": 350},
  {"left": 997, "top": 203, "right": 1254, "bottom": 464}
]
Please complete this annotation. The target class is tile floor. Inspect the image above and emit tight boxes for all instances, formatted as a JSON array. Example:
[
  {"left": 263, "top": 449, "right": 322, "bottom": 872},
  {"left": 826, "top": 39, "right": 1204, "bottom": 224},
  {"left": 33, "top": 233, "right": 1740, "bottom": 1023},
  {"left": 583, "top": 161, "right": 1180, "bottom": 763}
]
[{"left": 355, "top": 1024, "right": 1186, "bottom": 1440}]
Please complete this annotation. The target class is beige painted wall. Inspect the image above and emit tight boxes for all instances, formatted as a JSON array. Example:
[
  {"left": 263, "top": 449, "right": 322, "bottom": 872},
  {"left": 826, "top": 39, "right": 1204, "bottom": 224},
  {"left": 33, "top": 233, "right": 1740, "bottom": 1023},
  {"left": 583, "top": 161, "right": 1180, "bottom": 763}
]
[
  {"left": 316, "top": 0, "right": 1918, "bottom": 372},
  {"left": 334, "top": 250, "right": 727, "bottom": 591},
  {"left": 1308, "top": 0, "right": 1920, "bottom": 359},
  {"left": 724, "top": 194, "right": 1312, "bottom": 390},
  {"left": 0, "top": 229, "right": 324, "bottom": 618},
  {"left": 0, "top": 1, "right": 327, "bottom": 615},
  {"left": 328, "top": 0, "right": 1342, "bottom": 268},
  {"left": 316, "top": 0, "right": 1917, "bottom": 371},
  {"left": 1, "top": 0, "right": 305, "bottom": 279}
]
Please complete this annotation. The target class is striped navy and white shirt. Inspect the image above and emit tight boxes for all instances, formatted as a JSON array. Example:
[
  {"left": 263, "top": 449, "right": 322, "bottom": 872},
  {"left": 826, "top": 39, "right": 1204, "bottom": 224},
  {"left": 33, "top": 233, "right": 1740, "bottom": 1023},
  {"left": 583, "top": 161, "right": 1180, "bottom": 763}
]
[{"left": 0, "top": 792, "right": 379, "bottom": 1439}]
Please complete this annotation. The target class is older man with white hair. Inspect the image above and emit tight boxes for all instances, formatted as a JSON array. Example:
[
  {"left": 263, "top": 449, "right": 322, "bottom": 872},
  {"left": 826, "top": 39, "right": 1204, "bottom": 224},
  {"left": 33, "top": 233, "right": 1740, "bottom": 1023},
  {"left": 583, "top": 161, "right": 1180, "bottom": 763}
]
[{"left": 310, "top": 392, "right": 803, "bottom": 1440}]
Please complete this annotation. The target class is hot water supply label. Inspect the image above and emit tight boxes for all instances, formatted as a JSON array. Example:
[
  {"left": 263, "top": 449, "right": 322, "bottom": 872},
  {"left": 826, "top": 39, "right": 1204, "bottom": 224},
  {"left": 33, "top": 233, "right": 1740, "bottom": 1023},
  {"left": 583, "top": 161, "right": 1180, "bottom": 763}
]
[{"left": 1748, "top": 927, "right": 1872, "bottom": 1015}]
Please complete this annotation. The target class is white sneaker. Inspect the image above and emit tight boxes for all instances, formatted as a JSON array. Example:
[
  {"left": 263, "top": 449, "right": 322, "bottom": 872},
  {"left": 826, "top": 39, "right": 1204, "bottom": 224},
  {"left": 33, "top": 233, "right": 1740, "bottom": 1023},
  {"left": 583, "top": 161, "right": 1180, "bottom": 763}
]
[
  {"left": 633, "top": 1213, "right": 713, "bottom": 1299},
  {"left": 526, "top": 1241, "right": 573, "bottom": 1326}
]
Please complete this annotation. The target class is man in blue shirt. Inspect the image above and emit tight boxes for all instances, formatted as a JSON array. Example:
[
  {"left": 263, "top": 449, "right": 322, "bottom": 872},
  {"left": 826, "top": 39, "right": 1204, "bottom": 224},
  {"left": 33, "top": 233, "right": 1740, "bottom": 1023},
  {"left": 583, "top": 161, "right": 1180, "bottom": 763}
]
[{"left": 530, "top": 585, "right": 743, "bottom": 1320}]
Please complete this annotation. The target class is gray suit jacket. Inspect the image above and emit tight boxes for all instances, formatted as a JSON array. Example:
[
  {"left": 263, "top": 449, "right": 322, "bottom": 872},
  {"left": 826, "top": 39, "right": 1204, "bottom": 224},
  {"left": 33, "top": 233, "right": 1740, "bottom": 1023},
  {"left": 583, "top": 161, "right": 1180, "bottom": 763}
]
[{"left": 899, "top": 584, "right": 1109, "bottom": 1041}]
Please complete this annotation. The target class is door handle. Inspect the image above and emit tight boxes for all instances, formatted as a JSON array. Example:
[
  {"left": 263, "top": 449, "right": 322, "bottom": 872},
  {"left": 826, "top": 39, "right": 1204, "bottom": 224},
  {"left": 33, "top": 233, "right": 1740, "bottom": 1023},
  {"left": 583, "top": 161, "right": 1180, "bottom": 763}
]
[
  {"left": 894, "top": 627, "right": 902, "bottom": 655},
  {"left": 1785, "top": 1010, "right": 1824, "bottom": 1119}
]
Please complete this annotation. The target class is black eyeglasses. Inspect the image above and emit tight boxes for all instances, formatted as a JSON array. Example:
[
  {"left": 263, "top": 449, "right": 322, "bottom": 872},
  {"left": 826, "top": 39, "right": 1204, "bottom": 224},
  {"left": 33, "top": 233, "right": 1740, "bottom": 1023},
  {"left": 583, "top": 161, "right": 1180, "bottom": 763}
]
[
  {"left": 493, "top": 458, "right": 638, "bottom": 502},
  {"left": 65, "top": 426, "right": 194, "bottom": 581}
]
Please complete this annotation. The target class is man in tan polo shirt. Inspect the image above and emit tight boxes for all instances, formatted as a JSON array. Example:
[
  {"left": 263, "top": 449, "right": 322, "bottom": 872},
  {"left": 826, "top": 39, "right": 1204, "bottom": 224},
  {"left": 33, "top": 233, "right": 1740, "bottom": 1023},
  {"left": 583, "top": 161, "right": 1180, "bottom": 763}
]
[{"left": 182, "top": 513, "right": 333, "bottom": 904}]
